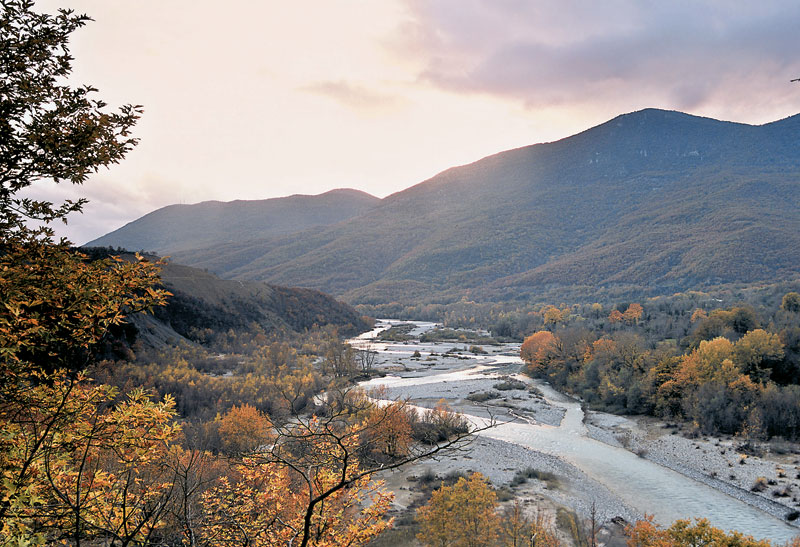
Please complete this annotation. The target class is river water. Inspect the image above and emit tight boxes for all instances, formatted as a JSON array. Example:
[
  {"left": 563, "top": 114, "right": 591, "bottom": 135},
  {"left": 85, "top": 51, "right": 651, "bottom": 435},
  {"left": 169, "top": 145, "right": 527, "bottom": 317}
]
[{"left": 355, "top": 320, "right": 799, "bottom": 543}]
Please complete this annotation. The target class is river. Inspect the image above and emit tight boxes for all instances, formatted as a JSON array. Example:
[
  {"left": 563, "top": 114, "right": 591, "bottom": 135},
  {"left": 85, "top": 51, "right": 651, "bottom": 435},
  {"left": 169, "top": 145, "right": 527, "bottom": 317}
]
[{"left": 355, "top": 319, "right": 799, "bottom": 543}]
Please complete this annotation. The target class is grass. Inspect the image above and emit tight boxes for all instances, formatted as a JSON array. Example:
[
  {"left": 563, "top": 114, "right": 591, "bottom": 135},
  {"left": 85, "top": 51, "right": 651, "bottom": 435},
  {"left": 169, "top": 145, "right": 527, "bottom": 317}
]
[{"left": 509, "top": 467, "right": 559, "bottom": 489}]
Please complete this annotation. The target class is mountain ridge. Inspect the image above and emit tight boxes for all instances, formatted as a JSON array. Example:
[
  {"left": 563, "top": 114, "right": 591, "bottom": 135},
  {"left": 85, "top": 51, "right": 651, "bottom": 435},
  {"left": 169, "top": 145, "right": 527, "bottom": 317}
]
[
  {"left": 86, "top": 188, "right": 379, "bottom": 253},
  {"left": 92, "top": 108, "right": 800, "bottom": 306}
]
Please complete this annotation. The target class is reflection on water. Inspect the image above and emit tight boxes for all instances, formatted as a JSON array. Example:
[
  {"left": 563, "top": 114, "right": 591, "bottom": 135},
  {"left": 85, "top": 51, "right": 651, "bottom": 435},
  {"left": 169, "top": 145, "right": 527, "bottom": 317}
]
[{"left": 355, "top": 321, "right": 799, "bottom": 543}]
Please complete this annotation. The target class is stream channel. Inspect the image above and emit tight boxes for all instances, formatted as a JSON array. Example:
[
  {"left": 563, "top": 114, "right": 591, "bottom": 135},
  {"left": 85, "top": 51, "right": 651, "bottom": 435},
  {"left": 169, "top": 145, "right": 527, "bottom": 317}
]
[{"left": 353, "top": 319, "right": 799, "bottom": 543}]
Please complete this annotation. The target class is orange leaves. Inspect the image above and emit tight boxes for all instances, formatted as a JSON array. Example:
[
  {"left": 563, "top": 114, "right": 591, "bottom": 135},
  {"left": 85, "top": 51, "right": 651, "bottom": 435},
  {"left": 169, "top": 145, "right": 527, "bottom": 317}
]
[
  {"left": 0, "top": 371, "right": 180, "bottom": 543},
  {"left": 217, "top": 403, "right": 273, "bottom": 456},
  {"left": 609, "top": 303, "right": 643, "bottom": 324},
  {"left": 624, "top": 303, "right": 644, "bottom": 323},
  {"left": 520, "top": 330, "right": 558, "bottom": 370},
  {"left": 358, "top": 400, "right": 414, "bottom": 463},
  {"left": 626, "top": 516, "right": 773, "bottom": 547},
  {"left": 0, "top": 242, "right": 169, "bottom": 376},
  {"left": 200, "top": 422, "right": 394, "bottom": 547},
  {"left": 609, "top": 309, "right": 625, "bottom": 323}
]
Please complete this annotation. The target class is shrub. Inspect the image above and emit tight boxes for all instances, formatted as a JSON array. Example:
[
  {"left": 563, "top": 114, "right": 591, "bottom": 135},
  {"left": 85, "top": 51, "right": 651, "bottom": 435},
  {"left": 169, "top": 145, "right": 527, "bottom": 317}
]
[
  {"left": 467, "top": 391, "right": 500, "bottom": 402},
  {"left": 494, "top": 379, "right": 527, "bottom": 391},
  {"left": 751, "top": 477, "right": 768, "bottom": 492}
]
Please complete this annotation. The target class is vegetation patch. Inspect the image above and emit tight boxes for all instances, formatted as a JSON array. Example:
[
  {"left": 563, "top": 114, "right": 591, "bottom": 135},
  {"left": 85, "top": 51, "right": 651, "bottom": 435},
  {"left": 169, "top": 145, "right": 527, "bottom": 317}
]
[
  {"left": 467, "top": 391, "right": 501, "bottom": 403},
  {"left": 509, "top": 467, "right": 560, "bottom": 489},
  {"left": 494, "top": 378, "right": 527, "bottom": 391}
]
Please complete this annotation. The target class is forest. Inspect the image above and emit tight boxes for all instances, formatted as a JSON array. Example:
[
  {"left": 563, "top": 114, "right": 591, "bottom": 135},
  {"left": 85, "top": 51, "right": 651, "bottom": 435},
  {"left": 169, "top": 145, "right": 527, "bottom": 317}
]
[{"left": 518, "top": 293, "right": 800, "bottom": 440}]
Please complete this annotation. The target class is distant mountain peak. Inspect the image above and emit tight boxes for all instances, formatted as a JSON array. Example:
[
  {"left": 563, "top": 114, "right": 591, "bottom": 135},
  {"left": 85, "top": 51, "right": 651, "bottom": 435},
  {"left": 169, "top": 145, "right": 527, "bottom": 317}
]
[{"left": 86, "top": 188, "right": 380, "bottom": 253}]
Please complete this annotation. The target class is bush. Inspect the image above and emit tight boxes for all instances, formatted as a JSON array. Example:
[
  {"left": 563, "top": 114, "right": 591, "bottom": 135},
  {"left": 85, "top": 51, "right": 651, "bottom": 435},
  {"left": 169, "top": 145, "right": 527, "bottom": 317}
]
[
  {"left": 751, "top": 477, "right": 768, "bottom": 492},
  {"left": 494, "top": 379, "right": 527, "bottom": 391},
  {"left": 418, "top": 468, "right": 437, "bottom": 485},
  {"left": 467, "top": 391, "right": 500, "bottom": 402},
  {"left": 411, "top": 401, "right": 470, "bottom": 444}
]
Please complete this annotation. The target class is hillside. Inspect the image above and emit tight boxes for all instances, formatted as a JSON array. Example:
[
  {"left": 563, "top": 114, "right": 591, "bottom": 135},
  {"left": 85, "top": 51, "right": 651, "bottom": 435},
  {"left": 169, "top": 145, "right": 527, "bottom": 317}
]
[
  {"left": 86, "top": 188, "right": 380, "bottom": 253},
  {"left": 104, "top": 109, "right": 800, "bottom": 306},
  {"left": 80, "top": 252, "right": 372, "bottom": 349}
]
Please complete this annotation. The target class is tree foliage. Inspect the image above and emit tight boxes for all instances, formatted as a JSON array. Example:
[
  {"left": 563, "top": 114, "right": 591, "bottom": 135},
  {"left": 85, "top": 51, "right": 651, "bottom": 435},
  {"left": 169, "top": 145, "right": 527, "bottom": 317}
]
[
  {"left": 626, "top": 516, "right": 773, "bottom": 547},
  {"left": 0, "top": 0, "right": 141, "bottom": 240},
  {"left": 416, "top": 472, "right": 501, "bottom": 547},
  {"left": 519, "top": 298, "right": 800, "bottom": 439}
]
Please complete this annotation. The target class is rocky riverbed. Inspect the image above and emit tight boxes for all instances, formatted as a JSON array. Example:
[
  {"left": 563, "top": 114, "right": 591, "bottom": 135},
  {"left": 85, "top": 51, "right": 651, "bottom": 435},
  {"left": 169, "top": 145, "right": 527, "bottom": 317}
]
[{"left": 354, "top": 322, "right": 800, "bottom": 544}]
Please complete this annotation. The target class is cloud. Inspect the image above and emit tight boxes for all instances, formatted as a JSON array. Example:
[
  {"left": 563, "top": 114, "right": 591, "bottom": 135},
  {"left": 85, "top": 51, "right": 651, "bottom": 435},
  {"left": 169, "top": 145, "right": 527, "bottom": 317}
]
[
  {"left": 393, "top": 0, "right": 800, "bottom": 118},
  {"left": 302, "top": 80, "right": 403, "bottom": 112}
]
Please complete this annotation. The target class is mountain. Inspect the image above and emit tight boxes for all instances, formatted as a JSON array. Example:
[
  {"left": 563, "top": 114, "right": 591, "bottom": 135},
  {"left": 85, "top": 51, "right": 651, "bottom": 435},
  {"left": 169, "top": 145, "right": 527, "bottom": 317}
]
[
  {"left": 98, "top": 109, "right": 800, "bottom": 306},
  {"left": 86, "top": 188, "right": 380, "bottom": 253}
]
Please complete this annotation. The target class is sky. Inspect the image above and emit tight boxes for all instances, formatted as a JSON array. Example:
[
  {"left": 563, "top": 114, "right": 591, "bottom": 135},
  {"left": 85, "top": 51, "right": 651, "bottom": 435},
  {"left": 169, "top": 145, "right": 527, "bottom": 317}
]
[{"left": 25, "top": 0, "right": 800, "bottom": 244}]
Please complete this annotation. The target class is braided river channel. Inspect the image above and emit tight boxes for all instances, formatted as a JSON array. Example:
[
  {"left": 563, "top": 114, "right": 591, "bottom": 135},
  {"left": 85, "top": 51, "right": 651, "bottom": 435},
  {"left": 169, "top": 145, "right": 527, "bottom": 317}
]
[{"left": 354, "top": 320, "right": 799, "bottom": 543}]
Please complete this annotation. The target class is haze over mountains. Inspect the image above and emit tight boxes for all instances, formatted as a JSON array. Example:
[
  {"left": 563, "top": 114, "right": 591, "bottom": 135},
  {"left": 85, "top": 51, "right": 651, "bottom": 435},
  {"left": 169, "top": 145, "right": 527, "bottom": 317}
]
[
  {"left": 90, "top": 109, "right": 800, "bottom": 305},
  {"left": 88, "top": 188, "right": 380, "bottom": 253}
]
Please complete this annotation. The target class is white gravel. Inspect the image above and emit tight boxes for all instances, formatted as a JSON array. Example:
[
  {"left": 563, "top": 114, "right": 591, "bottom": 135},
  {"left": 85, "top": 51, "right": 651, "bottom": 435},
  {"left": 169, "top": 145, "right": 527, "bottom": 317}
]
[{"left": 585, "top": 411, "right": 800, "bottom": 528}]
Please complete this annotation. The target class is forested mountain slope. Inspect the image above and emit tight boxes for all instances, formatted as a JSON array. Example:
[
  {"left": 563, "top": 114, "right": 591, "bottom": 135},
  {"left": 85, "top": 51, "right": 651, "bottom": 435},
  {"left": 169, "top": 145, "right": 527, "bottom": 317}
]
[
  {"left": 81, "top": 252, "right": 371, "bottom": 349},
  {"left": 103, "top": 109, "right": 800, "bottom": 305},
  {"left": 86, "top": 188, "right": 379, "bottom": 253}
]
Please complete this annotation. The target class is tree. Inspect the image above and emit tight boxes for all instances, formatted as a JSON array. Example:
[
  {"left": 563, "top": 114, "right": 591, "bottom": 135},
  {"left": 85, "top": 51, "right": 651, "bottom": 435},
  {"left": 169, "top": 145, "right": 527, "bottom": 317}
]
[
  {"left": 500, "top": 501, "right": 560, "bottom": 547},
  {"left": 324, "top": 339, "right": 357, "bottom": 378},
  {"left": 416, "top": 472, "right": 501, "bottom": 547},
  {"left": 356, "top": 343, "right": 378, "bottom": 374},
  {"left": 1, "top": 0, "right": 141, "bottom": 242},
  {"left": 200, "top": 389, "right": 489, "bottom": 547},
  {"left": 1, "top": 2, "right": 174, "bottom": 543},
  {"left": 608, "top": 309, "right": 624, "bottom": 323},
  {"left": 520, "top": 331, "right": 559, "bottom": 371},
  {"left": 623, "top": 303, "right": 643, "bottom": 324},
  {"left": 733, "top": 329, "right": 784, "bottom": 383},
  {"left": 782, "top": 292, "right": 800, "bottom": 314},
  {"left": 216, "top": 404, "right": 273, "bottom": 456}
]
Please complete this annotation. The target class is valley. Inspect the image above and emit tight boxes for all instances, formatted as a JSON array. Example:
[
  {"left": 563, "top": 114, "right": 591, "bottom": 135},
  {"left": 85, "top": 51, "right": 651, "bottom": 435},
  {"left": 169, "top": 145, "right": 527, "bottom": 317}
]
[{"left": 355, "top": 320, "right": 800, "bottom": 544}]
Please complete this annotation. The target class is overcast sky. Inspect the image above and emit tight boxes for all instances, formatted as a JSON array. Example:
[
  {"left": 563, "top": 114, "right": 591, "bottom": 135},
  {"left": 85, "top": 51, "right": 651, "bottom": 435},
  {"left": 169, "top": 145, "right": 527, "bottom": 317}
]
[{"left": 27, "top": 0, "right": 800, "bottom": 244}]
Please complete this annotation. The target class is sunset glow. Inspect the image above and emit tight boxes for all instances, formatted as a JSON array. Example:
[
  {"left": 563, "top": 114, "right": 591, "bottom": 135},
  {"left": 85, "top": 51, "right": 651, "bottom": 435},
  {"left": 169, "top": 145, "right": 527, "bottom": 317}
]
[{"left": 30, "top": 0, "right": 800, "bottom": 243}]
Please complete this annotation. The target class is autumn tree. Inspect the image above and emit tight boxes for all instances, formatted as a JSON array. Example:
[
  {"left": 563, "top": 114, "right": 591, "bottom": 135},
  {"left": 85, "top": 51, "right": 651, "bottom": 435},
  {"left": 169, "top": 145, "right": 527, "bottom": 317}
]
[
  {"left": 416, "top": 472, "right": 501, "bottom": 547},
  {"left": 324, "top": 338, "right": 357, "bottom": 378},
  {"left": 733, "top": 329, "right": 784, "bottom": 382},
  {"left": 200, "top": 389, "right": 489, "bottom": 547},
  {"left": 500, "top": 501, "right": 560, "bottom": 547},
  {"left": 217, "top": 404, "right": 273, "bottom": 456},
  {"left": 623, "top": 303, "right": 643, "bottom": 324},
  {"left": 542, "top": 306, "right": 567, "bottom": 328},
  {"left": 608, "top": 309, "right": 624, "bottom": 323},
  {"left": 626, "top": 516, "right": 772, "bottom": 547},
  {"left": 0, "top": 2, "right": 177, "bottom": 543},
  {"left": 520, "top": 331, "right": 559, "bottom": 372},
  {"left": 782, "top": 292, "right": 800, "bottom": 314}
]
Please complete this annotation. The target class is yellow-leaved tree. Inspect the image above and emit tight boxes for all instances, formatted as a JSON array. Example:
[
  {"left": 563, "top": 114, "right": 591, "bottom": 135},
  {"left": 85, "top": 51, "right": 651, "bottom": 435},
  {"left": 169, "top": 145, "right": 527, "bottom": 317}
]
[
  {"left": 416, "top": 472, "right": 501, "bottom": 547},
  {"left": 0, "top": 2, "right": 177, "bottom": 543}
]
